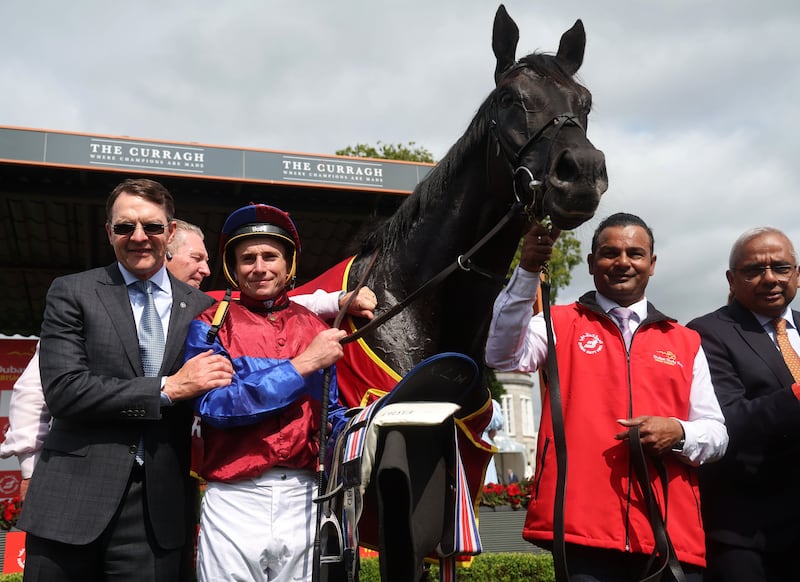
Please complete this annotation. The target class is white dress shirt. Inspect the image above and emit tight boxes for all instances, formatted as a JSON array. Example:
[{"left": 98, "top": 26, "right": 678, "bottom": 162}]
[
  {"left": 752, "top": 306, "right": 800, "bottom": 355},
  {"left": 0, "top": 343, "right": 48, "bottom": 478}
]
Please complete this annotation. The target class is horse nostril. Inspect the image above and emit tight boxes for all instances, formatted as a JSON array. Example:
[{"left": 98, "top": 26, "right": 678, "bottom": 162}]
[
  {"left": 551, "top": 148, "right": 607, "bottom": 186},
  {"left": 553, "top": 149, "right": 579, "bottom": 183}
]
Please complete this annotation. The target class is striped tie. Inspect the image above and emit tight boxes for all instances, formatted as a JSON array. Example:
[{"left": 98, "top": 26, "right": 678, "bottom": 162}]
[
  {"left": 133, "top": 279, "right": 165, "bottom": 465},
  {"left": 610, "top": 306, "right": 635, "bottom": 349},
  {"left": 772, "top": 317, "right": 800, "bottom": 383},
  {"left": 134, "top": 279, "right": 165, "bottom": 377}
]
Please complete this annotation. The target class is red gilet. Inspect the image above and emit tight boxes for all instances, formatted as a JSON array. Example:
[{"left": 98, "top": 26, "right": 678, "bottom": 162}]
[{"left": 526, "top": 294, "right": 706, "bottom": 567}]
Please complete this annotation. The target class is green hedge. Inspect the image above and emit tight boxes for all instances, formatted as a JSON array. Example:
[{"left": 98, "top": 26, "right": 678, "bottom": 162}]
[
  {"left": 359, "top": 553, "right": 554, "bottom": 581},
  {"left": 0, "top": 574, "right": 21, "bottom": 582}
]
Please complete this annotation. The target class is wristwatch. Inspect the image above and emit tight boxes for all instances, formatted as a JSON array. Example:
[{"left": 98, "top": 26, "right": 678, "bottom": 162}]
[{"left": 671, "top": 438, "right": 685, "bottom": 453}]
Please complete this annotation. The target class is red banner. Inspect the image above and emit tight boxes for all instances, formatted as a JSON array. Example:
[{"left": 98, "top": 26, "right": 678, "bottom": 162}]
[
  {"left": 2, "top": 530, "right": 25, "bottom": 573},
  {"left": 0, "top": 339, "right": 36, "bottom": 391}
]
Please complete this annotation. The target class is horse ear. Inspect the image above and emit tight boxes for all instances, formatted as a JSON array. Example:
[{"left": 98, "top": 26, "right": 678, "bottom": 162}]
[
  {"left": 556, "top": 19, "right": 586, "bottom": 76},
  {"left": 492, "top": 4, "right": 519, "bottom": 85}
]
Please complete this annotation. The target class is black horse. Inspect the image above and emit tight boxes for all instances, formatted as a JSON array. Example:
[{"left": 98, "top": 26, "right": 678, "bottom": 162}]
[{"left": 306, "top": 5, "right": 608, "bottom": 581}]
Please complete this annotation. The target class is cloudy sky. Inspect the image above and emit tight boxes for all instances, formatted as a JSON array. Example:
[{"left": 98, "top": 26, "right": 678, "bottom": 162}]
[{"left": 2, "top": 0, "right": 799, "bottom": 323}]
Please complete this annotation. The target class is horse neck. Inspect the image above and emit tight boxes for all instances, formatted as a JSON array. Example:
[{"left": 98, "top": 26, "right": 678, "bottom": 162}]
[
  {"left": 359, "top": 142, "right": 524, "bottom": 374},
  {"left": 386, "top": 146, "right": 514, "bottom": 280}
]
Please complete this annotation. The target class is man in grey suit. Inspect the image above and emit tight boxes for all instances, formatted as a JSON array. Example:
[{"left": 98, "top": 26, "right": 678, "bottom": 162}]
[
  {"left": 19, "top": 178, "right": 234, "bottom": 581},
  {"left": 688, "top": 226, "right": 800, "bottom": 581}
]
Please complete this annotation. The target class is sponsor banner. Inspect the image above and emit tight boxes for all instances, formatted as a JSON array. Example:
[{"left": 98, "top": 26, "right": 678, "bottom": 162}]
[
  {"left": 2, "top": 530, "right": 25, "bottom": 573},
  {"left": 0, "top": 472, "right": 21, "bottom": 499},
  {"left": 0, "top": 339, "right": 36, "bottom": 391},
  {"left": 0, "top": 127, "right": 431, "bottom": 193},
  {"left": 0, "top": 338, "right": 36, "bottom": 494}
]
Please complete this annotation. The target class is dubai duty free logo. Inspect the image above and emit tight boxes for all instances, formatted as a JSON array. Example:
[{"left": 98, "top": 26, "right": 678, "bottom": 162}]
[{"left": 577, "top": 333, "right": 604, "bottom": 355}]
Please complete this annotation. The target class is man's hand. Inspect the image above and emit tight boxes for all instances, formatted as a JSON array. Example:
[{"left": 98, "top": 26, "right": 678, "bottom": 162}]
[
  {"left": 291, "top": 328, "right": 347, "bottom": 377},
  {"left": 20, "top": 478, "right": 30, "bottom": 502},
  {"left": 339, "top": 287, "right": 377, "bottom": 320},
  {"left": 519, "top": 222, "right": 561, "bottom": 273},
  {"left": 164, "top": 350, "right": 234, "bottom": 402},
  {"left": 615, "top": 416, "right": 685, "bottom": 457}
]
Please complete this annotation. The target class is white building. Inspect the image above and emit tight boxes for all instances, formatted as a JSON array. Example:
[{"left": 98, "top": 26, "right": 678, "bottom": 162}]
[{"left": 495, "top": 371, "right": 542, "bottom": 473}]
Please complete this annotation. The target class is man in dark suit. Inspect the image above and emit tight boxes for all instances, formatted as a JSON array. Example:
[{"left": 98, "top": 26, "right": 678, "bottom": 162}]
[
  {"left": 688, "top": 226, "right": 800, "bottom": 581},
  {"left": 19, "top": 178, "right": 234, "bottom": 581}
]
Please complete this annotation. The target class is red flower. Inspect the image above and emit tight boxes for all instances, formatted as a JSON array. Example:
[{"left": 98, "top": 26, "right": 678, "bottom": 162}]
[
  {"left": 479, "top": 477, "right": 534, "bottom": 510},
  {"left": 0, "top": 497, "right": 22, "bottom": 530}
]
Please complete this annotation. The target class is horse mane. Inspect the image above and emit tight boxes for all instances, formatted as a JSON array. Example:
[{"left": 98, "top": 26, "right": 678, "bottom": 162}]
[{"left": 358, "top": 51, "right": 588, "bottom": 255}]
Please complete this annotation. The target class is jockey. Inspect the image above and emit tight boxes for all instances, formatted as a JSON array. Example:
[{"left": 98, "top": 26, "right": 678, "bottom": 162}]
[{"left": 184, "top": 203, "right": 351, "bottom": 582}]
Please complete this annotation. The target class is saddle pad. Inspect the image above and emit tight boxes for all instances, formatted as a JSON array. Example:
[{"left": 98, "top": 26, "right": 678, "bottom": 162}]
[{"left": 378, "top": 352, "right": 479, "bottom": 407}]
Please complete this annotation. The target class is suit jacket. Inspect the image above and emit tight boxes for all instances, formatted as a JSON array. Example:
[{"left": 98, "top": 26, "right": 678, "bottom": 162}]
[
  {"left": 687, "top": 300, "right": 800, "bottom": 551},
  {"left": 18, "top": 263, "right": 214, "bottom": 548}
]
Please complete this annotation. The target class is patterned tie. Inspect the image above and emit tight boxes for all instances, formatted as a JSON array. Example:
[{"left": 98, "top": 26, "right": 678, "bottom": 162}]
[
  {"left": 133, "top": 279, "right": 165, "bottom": 466},
  {"left": 610, "top": 306, "right": 635, "bottom": 349},
  {"left": 134, "top": 279, "right": 165, "bottom": 377},
  {"left": 772, "top": 317, "right": 800, "bottom": 383}
]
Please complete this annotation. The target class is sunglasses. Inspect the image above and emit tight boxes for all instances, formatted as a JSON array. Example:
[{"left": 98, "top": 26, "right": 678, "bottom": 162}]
[{"left": 111, "top": 223, "right": 167, "bottom": 236}]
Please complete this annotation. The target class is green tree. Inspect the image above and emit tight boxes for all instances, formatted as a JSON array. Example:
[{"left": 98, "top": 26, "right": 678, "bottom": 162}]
[
  {"left": 485, "top": 367, "right": 506, "bottom": 402},
  {"left": 336, "top": 141, "right": 434, "bottom": 163}
]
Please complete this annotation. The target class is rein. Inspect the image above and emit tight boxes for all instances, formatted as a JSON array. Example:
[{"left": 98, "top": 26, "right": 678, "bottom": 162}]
[
  {"left": 341, "top": 199, "right": 524, "bottom": 346},
  {"left": 312, "top": 251, "right": 379, "bottom": 582},
  {"left": 488, "top": 65, "right": 586, "bottom": 582},
  {"left": 539, "top": 269, "right": 570, "bottom": 582},
  {"left": 341, "top": 64, "right": 591, "bottom": 347},
  {"left": 312, "top": 63, "right": 592, "bottom": 580},
  {"left": 629, "top": 427, "right": 687, "bottom": 582}
]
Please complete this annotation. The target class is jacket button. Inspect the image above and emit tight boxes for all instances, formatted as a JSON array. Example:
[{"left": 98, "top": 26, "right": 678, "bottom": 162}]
[{"left": 129, "top": 445, "right": 137, "bottom": 454}]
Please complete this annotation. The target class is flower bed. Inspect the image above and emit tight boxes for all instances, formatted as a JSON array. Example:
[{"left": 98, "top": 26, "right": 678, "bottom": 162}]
[{"left": 480, "top": 478, "right": 533, "bottom": 510}]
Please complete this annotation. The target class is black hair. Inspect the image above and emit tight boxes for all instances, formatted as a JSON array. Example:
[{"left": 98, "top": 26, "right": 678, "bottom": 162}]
[{"left": 591, "top": 212, "right": 654, "bottom": 253}]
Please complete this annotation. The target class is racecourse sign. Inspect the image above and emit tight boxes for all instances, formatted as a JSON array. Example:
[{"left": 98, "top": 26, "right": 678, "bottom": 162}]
[{"left": 0, "top": 126, "right": 431, "bottom": 193}]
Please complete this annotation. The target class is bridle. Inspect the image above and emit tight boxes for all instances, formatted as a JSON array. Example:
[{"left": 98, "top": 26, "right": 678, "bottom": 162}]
[{"left": 489, "top": 62, "right": 587, "bottom": 222}]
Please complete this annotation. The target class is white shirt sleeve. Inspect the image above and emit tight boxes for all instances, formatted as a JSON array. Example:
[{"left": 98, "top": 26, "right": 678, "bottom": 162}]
[
  {"left": 0, "top": 342, "right": 51, "bottom": 478},
  {"left": 672, "top": 347, "right": 729, "bottom": 466},
  {"left": 290, "top": 289, "right": 341, "bottom": 320},
  {"left": 485, "top": 267, "right": 549, "bottom": 372}
]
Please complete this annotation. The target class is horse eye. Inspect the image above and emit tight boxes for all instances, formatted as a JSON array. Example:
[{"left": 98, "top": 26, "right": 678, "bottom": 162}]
[{"left": 497, "top": 90, "right": 515, "bottom": 108}]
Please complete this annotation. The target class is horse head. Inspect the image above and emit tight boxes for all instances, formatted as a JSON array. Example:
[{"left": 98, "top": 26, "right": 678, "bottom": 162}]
[{"left": 490, "top": 5, "right": 608, "bottom": 231}]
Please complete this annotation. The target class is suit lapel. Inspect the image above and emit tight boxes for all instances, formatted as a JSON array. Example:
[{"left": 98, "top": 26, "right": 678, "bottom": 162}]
[
  {"left": 96, "top": 264, "right": 143, "bottom": 375},
  {"left": 729, "top": 301, "right": 794, "bottom": 386}
]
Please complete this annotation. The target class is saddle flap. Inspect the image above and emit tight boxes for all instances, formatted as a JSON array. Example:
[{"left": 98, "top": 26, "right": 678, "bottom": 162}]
[{"left": 373, "top": 402, "right": 461, "bottom": 427}]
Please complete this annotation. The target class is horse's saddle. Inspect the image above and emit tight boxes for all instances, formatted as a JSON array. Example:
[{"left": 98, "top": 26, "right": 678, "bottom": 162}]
[{"left": 320, "top": 352, "right": 484, "bottom": 582}]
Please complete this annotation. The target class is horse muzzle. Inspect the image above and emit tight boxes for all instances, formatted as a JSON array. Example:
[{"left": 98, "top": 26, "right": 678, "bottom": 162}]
[{"left": 541, "top": 146, "right": 608, "bottom": 230}]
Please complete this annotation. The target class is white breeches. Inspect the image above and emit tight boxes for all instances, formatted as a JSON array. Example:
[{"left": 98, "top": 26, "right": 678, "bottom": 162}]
[{"left": 197, "top": 468, "right": 316, "bottom": 582}]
